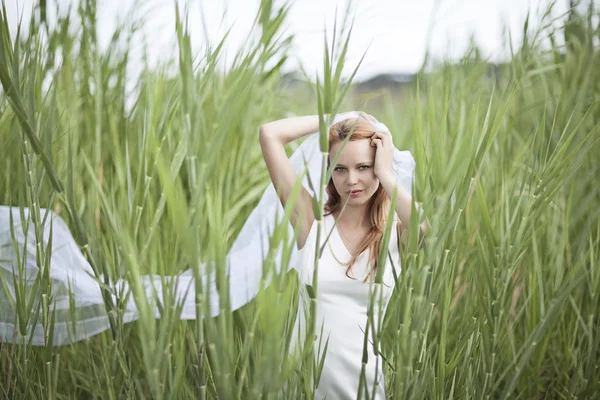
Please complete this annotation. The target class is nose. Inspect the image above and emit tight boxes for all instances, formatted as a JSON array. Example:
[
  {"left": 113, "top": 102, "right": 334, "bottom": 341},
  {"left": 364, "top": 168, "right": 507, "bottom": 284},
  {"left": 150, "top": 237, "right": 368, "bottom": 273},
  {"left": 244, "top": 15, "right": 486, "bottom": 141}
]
[{"left": 346, "top": 170, "right": 358, "bottom": 186}]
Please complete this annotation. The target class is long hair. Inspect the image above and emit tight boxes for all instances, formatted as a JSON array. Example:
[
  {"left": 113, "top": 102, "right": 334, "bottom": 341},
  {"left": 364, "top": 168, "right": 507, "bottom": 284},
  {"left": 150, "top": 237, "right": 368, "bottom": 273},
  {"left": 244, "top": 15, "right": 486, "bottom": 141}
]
[{"left": 324, "top": 116, "right": 392, "bottom": 281}]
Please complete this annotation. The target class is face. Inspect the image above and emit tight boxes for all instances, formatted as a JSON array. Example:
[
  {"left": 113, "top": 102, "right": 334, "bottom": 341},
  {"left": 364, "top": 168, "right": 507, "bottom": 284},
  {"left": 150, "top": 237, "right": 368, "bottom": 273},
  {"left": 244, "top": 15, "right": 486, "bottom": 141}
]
[{"left": 329, "top": 139, "right": 379, "bottom": 206}]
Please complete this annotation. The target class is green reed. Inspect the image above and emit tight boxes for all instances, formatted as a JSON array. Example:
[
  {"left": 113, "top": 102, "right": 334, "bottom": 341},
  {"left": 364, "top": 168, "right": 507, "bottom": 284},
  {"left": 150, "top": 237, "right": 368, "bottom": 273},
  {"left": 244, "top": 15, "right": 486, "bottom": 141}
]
[{"left": 0, "top": 0, "right": 599, "bottom": 399}]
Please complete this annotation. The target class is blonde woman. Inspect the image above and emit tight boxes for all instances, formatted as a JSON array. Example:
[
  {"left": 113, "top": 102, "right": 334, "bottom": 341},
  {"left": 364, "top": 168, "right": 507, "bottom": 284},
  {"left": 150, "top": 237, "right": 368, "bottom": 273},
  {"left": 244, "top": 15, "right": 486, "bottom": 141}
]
[
  {"left": 260, "top": 112, "right": 425, "bottom": 398},
  {"left": 0, "top": 112, "right": 423, "bottom": 399}
]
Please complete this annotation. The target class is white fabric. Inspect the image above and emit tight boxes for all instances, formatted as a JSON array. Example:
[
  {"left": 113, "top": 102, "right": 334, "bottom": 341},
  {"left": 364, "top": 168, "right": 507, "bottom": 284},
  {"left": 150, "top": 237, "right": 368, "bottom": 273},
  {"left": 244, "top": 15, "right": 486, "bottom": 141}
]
[
  {"left": 292, "top": 214, "right": 401, "bottom": 399},
  {"left": 0, "top": 112, "right": 415, "bottom": 346}
]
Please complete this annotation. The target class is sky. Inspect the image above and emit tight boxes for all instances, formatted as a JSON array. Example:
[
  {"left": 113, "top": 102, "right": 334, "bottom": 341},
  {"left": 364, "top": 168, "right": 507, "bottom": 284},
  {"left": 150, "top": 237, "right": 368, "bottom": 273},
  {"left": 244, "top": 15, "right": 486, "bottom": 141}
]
[{"left": 6, "top": 0, "right": 572, "bottom": 80}]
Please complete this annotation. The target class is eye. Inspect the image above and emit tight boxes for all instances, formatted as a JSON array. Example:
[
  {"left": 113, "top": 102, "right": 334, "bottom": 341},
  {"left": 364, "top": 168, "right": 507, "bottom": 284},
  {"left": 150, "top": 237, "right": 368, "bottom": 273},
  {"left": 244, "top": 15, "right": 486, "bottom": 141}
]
[
  {"left": 334, "top": 167, "right": 346, "bottom": 172},
  {"left": 359, "top": 165, "right": 369, "bottom": 170}
]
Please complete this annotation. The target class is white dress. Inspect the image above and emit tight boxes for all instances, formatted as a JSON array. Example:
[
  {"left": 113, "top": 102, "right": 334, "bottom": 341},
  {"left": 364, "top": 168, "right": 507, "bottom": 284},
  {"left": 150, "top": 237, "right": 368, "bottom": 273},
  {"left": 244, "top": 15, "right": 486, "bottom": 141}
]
[{"left": 293, "top": 213, "right": 401, "bottom": 400}]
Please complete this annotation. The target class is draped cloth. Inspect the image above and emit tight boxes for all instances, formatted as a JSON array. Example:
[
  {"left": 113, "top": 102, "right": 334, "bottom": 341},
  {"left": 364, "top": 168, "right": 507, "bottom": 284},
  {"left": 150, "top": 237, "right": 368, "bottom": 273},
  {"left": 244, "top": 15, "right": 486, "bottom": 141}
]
[{"left": 0, "top": 112, "right": 415, "bottom": 346}]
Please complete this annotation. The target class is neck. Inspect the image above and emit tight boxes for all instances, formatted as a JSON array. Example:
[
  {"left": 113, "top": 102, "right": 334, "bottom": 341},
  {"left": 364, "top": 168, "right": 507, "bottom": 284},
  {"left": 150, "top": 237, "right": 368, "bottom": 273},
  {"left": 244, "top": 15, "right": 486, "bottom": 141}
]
[{"left": 333, "top": 204, "right": 370, "bottom": 230}]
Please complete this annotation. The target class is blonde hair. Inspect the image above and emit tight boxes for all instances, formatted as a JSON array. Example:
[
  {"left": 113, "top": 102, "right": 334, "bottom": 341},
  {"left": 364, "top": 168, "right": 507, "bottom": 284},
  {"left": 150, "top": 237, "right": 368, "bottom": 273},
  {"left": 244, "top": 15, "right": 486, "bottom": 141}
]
[{"left": 324, "top": 116, "right": 393, "bottom": 281}]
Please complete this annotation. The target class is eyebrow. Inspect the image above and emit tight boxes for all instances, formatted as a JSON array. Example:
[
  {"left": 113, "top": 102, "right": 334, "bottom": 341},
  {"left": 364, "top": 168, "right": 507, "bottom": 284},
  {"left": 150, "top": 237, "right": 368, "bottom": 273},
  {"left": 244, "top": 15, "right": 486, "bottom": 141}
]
[{"left": 335, "top": 162, "right": 372, "bottom": 167}]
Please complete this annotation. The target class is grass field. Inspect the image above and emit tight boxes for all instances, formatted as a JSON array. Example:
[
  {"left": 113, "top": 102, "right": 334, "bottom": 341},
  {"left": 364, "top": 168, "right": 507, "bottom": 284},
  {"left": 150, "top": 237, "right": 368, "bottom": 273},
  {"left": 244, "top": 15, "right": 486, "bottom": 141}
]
[{"left": 0, "top": 1, "right": 599, "bottom": 398}]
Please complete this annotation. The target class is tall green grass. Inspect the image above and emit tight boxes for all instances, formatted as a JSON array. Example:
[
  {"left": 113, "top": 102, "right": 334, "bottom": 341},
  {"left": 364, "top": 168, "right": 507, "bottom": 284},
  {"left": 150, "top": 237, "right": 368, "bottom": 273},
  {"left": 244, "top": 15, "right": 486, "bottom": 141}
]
[{"left": 1, "top": 0, "right": 599, "bottom": 398}]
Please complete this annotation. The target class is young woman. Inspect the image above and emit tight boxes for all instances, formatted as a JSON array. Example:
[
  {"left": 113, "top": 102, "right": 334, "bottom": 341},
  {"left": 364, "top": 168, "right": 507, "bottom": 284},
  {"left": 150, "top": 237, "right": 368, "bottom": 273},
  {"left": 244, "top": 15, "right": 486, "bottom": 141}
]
[
  {"left": 0, "top": 111, "right": 422, "bottom": 398},
  {"left": 260, "top": 112, "right": 425, "bottom": 398}
]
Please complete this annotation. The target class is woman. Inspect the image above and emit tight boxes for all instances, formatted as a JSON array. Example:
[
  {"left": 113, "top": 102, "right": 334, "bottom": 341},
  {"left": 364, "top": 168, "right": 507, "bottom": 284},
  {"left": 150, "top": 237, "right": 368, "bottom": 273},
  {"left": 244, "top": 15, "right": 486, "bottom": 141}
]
[
  {"left": 260, "top": 112, "right": 425, "bottom": 399},
  {"left": 0, "top": 112, "right": 422, "bottom": 397}
]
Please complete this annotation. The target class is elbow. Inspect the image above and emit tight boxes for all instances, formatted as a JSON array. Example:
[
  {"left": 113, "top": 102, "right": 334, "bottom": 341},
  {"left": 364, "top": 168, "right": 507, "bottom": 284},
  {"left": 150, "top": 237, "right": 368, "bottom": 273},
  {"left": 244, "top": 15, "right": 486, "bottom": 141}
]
[
  {"left": 259, "top": 125, "right": 284, "bottom": 148},
  {"left": 418, "top": 220, "right": 428, "bottom": 249},
  {"left": 259, "top": 125, "right": 269, "bottom": 147},
  {"left": 259, "top": 125, "right": 274, "bottom": 145},
  {"left": 259, "top": 124, "right": 273, "bottom": 138},
  {"left": 419, "top": 220, "right": 428, "bottom": 237}
]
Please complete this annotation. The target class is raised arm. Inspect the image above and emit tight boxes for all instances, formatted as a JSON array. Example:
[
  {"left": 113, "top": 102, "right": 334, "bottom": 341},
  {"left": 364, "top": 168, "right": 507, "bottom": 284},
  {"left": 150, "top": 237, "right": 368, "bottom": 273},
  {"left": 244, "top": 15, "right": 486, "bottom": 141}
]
[
  {"left": 259, "top": 115, "right": 321, "bottom": 249},
  {"left": 362, "top": 113, "right": 428, "bottom": 246}
]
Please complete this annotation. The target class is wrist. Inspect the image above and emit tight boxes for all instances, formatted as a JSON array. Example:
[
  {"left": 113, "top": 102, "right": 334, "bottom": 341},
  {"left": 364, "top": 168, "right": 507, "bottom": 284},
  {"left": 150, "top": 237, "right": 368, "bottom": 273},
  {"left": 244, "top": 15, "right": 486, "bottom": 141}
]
[
  {"left": 378, "top": 170, "right": 396, "bottom": 188},
  {"left": 260, "top": 115, "right": 321, "bottom": 145}
]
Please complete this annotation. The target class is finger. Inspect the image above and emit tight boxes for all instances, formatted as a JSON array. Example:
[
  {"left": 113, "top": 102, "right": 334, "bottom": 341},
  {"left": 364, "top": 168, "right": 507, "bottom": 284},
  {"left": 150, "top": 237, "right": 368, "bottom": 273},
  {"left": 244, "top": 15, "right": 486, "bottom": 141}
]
[
  {"left": 371, "top": 135, "right": 381, "bottom": 147},
  {"left": 371, "top": 131, "right": 386, "bottom": 143},
  {"left": 373, "top": 130, "right": 392, "bottom": 143},
  {"left": 371, "top": 138, "right": 383, "bottom": 148}
]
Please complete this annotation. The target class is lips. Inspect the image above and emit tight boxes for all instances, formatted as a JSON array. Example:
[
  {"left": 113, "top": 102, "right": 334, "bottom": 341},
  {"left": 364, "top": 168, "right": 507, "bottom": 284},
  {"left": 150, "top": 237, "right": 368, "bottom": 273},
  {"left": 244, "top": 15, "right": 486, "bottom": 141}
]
[{"left": 349, "top": 190, "right": 363, "bottom": 194}]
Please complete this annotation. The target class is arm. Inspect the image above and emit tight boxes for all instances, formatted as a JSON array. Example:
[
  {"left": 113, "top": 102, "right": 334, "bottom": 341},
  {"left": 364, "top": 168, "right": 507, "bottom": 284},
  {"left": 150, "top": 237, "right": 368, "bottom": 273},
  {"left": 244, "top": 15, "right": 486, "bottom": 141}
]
[
  {"left": 378, "top": 174, "right": 428, "bottom": 245},
  {"left": 259, "top": 115, "right": 323, "bottom": 249},
  {"left": 366, "top": 114, "right": 427, "bottom": 245}
]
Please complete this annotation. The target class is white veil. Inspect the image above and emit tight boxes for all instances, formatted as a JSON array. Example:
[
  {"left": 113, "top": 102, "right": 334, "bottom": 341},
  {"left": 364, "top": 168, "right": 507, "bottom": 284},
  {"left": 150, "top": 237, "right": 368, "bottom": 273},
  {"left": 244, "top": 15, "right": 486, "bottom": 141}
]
[{"left": 0, "top": 112, "right": 415, "bottom": 346}]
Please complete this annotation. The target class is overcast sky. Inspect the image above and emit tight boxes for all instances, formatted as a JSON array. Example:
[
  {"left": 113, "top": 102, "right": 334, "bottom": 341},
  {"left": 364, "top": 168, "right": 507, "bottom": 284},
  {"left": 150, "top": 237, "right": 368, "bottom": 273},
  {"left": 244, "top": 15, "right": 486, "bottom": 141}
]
[{"left": 7, "top": 0, "right": 571, "bottom": 80}]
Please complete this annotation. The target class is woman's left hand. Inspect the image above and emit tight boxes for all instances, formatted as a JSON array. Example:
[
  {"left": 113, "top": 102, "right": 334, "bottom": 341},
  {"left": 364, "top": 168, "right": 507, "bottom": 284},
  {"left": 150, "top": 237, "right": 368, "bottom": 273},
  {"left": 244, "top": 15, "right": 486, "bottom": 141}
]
[
  {"left": 370, "top": 126, "right": 395, "bottom": 183},
  {"left": 358, "top": 112, "right": 396, "bottom": 183}
]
